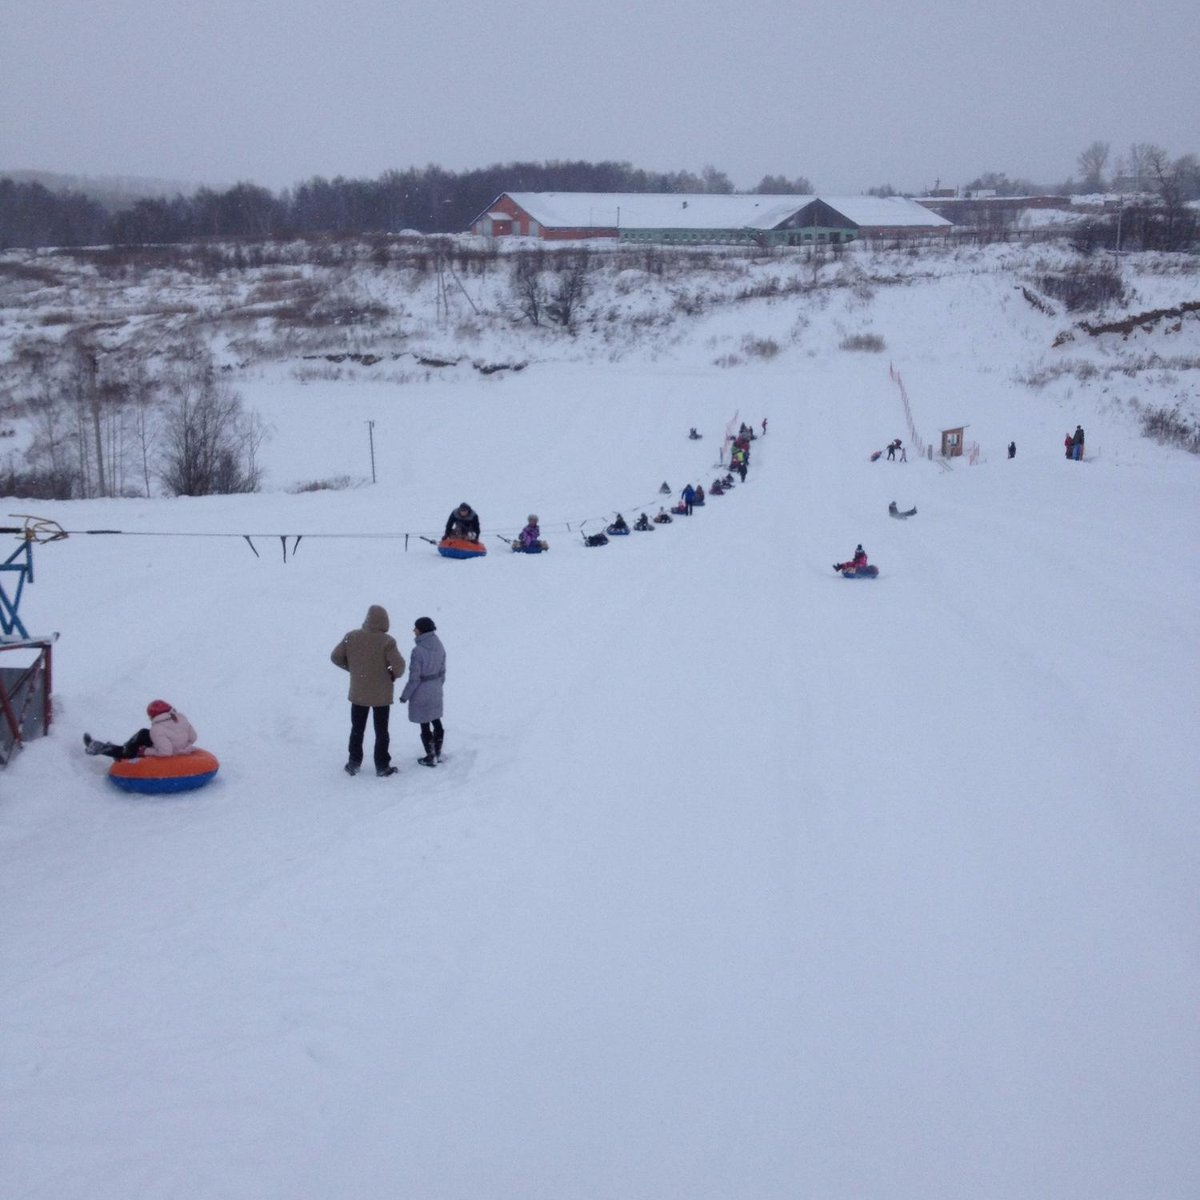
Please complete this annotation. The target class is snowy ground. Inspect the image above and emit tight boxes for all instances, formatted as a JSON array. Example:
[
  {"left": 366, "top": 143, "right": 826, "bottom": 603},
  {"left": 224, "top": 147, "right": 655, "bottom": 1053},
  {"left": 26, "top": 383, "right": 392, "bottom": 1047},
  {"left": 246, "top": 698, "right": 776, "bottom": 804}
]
[{"left": 2, "top": 244, "right": 1199, "bottom": 1199}]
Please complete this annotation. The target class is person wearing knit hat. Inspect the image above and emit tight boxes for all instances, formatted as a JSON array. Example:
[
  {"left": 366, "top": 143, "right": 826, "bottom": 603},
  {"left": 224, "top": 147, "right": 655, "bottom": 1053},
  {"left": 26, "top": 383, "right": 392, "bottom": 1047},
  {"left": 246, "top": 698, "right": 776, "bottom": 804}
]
[
  {"left": 84, "top": 700, "right": 198, "bottom": 761},
  {"left": 399, "top": 617, "right": 447, "bottom": 766},
  {"left": 514, "top": 515, "right": 547, "bottom": 553},
  {"left": 331, "top": 605, "right": 407, "bottom": 777}
]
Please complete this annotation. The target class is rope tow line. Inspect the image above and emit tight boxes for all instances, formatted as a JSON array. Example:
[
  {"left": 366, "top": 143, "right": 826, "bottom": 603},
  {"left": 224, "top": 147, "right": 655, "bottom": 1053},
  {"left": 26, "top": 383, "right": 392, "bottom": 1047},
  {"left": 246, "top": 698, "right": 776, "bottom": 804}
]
[{"left": 4, "top": 488, "right": 702, "bottom": 560}]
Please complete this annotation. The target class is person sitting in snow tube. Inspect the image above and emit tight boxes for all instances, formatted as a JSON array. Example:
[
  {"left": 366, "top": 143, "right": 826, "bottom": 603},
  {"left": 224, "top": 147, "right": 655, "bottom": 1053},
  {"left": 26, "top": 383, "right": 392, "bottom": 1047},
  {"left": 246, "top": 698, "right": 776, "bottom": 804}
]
[
  {"left": 888, "top": 501, "right": 917, "bottom": 519},
  {"left": 513, "top": 514, "right": 547, "bottom": 552},
  {"left": 633, "top": 512, "right": 653, "bottom": 531},
  {"left": 833, "top": 545, "right": 871, "bottom": 574},
  {"left": 709, "top": 479, "right": 725, "bottom": 495},
  {"left": 688, "top": 427, "right": 702, "bottom": 440},
  {"left": 84, "top": 699, "right": 197, "bottom": 761},
  {"left": 693, "top": 484, "right": 705, "bottom": 506},
  {"left": 444, "top": 501, "right": 481, "bottom": 542},
  {"left": 85, "top": 701, "right": 217, "bottom": 793},
  {"left": 652, "top": 508, "right": 673, "bottom": 524},
  {"left": 606, "top": 513, "right": 630, "bottom": 535}
]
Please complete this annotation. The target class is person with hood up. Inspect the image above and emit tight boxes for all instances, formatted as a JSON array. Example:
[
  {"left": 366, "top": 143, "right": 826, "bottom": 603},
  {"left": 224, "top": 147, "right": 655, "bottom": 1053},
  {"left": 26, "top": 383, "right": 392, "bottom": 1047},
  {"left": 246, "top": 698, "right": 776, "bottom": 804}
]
[
  {"left": 84, "top": 700, "right": 197, "bottom": 761},
  {"left": 445, "top": 502, "right": 481, "bottom": 541},
  {"left": 399, "top": 617, "right": 447, "bottom": 767},
  {"left": 331, "top": 604, "right": 407, "bottom": 777}
]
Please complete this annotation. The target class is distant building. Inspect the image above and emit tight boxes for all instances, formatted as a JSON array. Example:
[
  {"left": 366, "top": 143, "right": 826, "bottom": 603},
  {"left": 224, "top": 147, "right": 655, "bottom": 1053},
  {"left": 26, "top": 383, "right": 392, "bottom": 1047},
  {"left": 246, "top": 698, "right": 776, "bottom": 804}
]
[
  {"left": 914, "top": 195, "right": 1070, "bottom": 224},
  {"left": 469, "top": 192, "right": 951, "bottom": 245}
]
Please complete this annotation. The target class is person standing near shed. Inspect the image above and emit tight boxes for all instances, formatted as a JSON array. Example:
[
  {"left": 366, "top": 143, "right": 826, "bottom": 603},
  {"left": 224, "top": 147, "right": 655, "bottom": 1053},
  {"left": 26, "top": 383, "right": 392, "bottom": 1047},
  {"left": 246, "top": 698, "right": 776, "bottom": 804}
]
[{"left": 331, "top": 604, "right": 406, "bottom": 777}]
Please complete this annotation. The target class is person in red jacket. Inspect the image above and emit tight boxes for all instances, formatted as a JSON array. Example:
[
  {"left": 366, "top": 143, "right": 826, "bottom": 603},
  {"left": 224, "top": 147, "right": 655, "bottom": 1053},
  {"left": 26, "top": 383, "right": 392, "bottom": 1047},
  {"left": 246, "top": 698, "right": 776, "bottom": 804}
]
[{"left": 834, "top": 545, "right": 869, "bottom": 573}]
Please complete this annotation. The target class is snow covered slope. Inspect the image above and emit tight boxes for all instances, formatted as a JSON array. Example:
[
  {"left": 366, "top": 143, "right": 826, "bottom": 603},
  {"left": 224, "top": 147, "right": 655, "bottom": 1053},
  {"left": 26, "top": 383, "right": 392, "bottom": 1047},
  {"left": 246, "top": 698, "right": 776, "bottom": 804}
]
[{"left": 1, "top": 243, "right": 1198, "bottom": 1199}]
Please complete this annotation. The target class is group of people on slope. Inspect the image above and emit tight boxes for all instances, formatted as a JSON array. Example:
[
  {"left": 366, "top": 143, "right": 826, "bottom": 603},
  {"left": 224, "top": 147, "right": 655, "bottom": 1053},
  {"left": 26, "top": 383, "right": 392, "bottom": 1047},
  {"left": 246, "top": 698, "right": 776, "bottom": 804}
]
[
  {"left": 886, "top": 438, "right": 907, "bottom": 461},
  {"left": 331, "top": 607, "right": 447, "bottom": 776},
  {"left": 85, "top": 608, "right": 448, "bottom": 782},
  {"left": 729, "top": 431, "right": 753, "bottom": 481},
  {"left": 1065, "top": 425, "right": 1085, "bottom": 460}
]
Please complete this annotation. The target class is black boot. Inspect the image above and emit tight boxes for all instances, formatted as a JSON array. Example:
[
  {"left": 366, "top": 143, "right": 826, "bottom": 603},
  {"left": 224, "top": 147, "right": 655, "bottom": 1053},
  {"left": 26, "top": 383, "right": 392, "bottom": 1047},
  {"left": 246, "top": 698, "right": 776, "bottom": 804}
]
[
  {"left": 418, "top": 730, "right": 437, "bottom": 767},
  {"left": 433, "top": 732, "right": 444, "bottom": 763},
  {"left": 84, "top": 734, "right": 121, "bottom": 759}
]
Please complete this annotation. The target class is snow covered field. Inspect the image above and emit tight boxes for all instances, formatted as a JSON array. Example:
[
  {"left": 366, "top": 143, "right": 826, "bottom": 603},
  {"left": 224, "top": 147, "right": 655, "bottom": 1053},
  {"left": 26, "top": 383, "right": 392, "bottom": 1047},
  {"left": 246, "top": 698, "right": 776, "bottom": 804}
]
[{"left": 2, "top": 241, "right": 1199, "bottom": 1198}]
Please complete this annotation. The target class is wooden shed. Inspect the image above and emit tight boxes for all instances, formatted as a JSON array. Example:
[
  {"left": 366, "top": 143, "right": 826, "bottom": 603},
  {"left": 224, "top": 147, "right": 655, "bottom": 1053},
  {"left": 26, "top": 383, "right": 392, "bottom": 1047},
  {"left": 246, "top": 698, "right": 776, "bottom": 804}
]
[{"left": 941, "top": 426, "right": 967, "bottom": 457}]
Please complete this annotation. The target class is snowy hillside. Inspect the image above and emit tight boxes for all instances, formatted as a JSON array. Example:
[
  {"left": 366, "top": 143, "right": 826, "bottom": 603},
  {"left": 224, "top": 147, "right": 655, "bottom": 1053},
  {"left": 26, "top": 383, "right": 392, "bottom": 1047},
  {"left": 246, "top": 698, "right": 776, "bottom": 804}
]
[{"left": 2, "top": 237, "right": 1199, "bottom": 1199}]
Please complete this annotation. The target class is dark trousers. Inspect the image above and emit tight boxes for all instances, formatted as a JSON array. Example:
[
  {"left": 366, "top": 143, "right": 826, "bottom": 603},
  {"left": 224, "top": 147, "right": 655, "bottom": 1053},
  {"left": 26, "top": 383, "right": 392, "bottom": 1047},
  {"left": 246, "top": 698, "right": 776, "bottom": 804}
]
[
  {"left": 103, "top": 727, "right": 152, "bottom": 760},
  {"left": 348, "top": 704, "right": 391, "bottom": 770}
]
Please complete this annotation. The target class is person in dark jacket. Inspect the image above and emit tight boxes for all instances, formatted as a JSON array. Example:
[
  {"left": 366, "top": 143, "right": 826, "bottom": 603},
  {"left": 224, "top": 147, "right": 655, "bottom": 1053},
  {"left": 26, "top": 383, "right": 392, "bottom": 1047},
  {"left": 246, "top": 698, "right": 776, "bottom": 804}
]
[
  {"left": 331, "top": 604, "right": 406, "bottom": 777},
  {"left": 399, "top": 617, "right": 446, "bottom": 766},
  {"left": 1008, "top": 441, "right": 1016, "bottom": 459},
  {"left": 681, "top": 484, "right": 696, "bottom": 515},
  {"left": 1072, "top": 425, "right": 1085, "bottom": 461},
  {"left": 444, "top": 502, "right": 481, "bottom": 541},
  {"left": 834, "top": 545, "right": 869, "bottom": 572}
]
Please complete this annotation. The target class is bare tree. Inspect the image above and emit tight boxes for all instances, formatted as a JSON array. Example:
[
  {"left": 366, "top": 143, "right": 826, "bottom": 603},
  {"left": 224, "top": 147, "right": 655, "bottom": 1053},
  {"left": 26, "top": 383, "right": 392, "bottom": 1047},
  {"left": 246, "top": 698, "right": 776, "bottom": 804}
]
[
  {"left": 158, "top": 363, "right": 265, "bottom": 496},
  {"left": 63, "top": 334, "right": 107, "bottom": 497},
  {"left": 511, "top": 253, "right": 545, "bottom": 326},
  {"left": 699, "top": 165, "right": 734, "bottom": 193},
  {"left": 1077, "top": 141, "right": 1111, "bottom": 192},
  {"left": 26, "top": 384, "right": 78, "bottom": 498},
  {"left": 1145, "top": 147, "right": 1200, "bottom": 247},
  {"left": 546, "top": 253, "right": 589, "bottom": 329},
  {"left": 753, "top": 174, "right": 815, "bottom": 194},
  {"left": 1121, "top": 142, "right": 1162, "bottom": 192}
]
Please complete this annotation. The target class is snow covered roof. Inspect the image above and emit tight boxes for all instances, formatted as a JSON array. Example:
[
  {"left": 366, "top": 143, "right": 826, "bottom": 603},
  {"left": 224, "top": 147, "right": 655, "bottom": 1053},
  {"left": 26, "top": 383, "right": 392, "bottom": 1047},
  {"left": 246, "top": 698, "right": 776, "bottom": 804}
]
[
  {"left": 502, "top": 192, "right": 812, "bottom": 230},
  {"left": 817, "top": 195, "right": 952, "bottom": 228},
  {"left": 499, "top": 192, "right": 950, "bottom": 231}
]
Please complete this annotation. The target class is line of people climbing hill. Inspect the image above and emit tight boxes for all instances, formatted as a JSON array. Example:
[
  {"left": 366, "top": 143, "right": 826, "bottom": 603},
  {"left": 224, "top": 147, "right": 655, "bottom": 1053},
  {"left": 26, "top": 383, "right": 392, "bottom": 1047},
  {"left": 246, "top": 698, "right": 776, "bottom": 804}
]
[{"left": 437, "top": 419, "right": 764, "bottom": 552}]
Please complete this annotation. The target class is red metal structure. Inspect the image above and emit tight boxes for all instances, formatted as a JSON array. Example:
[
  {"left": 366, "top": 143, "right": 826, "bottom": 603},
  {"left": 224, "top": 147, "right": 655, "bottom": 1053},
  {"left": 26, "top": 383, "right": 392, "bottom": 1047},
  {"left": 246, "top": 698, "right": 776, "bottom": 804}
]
[{"left": 0, "top": 636, "right": 56, "bottom": 766}]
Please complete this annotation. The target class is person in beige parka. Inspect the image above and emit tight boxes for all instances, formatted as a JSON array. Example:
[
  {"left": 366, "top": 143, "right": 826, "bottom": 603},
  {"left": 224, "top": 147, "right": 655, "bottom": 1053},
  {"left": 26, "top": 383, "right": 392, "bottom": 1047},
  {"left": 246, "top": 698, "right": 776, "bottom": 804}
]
[{"left": 331, "top": 604, "right": 406, "bottom": 776}]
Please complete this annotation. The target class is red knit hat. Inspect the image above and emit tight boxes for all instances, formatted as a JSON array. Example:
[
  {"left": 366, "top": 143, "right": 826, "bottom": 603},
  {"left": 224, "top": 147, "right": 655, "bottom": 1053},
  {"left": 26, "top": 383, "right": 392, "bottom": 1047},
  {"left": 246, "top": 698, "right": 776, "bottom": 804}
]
[{"left": 146, "top": 699, "right": 172, "bottom": 718}]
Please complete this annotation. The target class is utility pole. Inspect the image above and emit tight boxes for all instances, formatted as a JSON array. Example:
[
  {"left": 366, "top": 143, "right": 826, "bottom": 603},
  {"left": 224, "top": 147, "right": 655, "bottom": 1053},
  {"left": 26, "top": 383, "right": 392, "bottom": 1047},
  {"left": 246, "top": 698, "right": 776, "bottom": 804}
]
[
  {"left": 366, "top": 420, "right": 376, "bottom": 484},
  {"left": 88, "top": 351, "right": 106, "bottom": 498}
]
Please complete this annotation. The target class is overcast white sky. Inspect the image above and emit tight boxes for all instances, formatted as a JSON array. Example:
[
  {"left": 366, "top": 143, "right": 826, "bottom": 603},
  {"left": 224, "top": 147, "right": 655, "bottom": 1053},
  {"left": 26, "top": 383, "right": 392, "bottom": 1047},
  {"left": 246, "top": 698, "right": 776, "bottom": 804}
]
[{"left": 3, "top": 0, "right": 1196, "bottom": 194}]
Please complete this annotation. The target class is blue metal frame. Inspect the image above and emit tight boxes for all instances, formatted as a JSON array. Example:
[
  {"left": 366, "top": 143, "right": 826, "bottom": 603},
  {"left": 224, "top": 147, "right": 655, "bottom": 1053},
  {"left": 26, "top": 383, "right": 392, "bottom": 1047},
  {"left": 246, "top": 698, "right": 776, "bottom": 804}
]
[{"left": 0, "top": 540, "right": 33, "bottom": 639}]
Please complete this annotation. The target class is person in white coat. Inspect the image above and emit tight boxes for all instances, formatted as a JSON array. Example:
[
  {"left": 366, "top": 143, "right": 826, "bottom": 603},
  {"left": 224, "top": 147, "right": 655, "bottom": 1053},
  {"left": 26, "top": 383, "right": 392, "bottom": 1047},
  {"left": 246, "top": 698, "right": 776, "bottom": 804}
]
[
  {"left": 398, "top": 617, "right": 447, "bottom": 766},
  {"left": 84, "top": 699, "right": 197, "bottom": 761}
]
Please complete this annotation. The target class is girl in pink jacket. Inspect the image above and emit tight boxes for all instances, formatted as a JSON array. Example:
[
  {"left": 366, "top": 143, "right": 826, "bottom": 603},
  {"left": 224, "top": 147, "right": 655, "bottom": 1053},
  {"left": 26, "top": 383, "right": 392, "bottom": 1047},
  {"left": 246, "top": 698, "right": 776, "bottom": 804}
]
[{"left": 84, "top": 700, "right": 198, "bottom": 761}]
